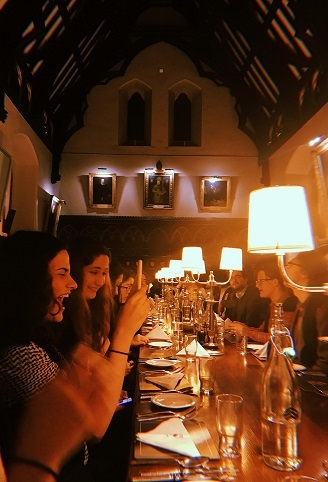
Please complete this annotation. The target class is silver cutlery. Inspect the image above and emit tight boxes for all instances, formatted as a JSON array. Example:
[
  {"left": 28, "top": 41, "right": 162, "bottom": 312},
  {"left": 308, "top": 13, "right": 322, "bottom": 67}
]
[
  {"left": 142, "top": 366, "right": 185, "bottom": 375},
  {"left": 137, "top": 405, "right": 196, "bottom": 422},
  {"left": 139, "top": 388, "right": 194, "bottom": 400},
  {"left": 131, "top": 469, "right": 235, "bottom": 481}
]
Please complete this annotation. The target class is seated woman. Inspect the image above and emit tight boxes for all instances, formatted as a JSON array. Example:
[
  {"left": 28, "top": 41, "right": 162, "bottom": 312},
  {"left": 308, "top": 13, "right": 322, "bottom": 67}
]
[
  {"left": 58, "top": 239, "right": 149, "bottom": 481},
  {"left": 229, "top": 261, "right": 298, "bottom": 344},
  {"left": 0, "top": 231, "right": 149, "bottom": 481}
]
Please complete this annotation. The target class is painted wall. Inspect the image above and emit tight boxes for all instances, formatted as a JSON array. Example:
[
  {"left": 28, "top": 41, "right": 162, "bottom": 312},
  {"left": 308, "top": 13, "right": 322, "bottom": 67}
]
[
  {"left": 268, "top": 102, "right": 328, "bottom": 241},
  {"left": 0, "top": 97, "right": 58, "bottom": 234},
  {"left": 60, "top": 43, "right": 262, "bottom": 218}
]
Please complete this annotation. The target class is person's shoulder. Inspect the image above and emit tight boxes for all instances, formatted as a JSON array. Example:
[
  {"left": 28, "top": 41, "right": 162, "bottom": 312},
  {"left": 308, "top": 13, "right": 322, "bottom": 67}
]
[
  {"left": 0, "top": 341, "right": 57, "bottom": 372},
  {"left": 246, "top": 285, "right": 261, "bottom": 297},
  {"left": 283, "top": 294, "right": 299, "bottom": 311}
]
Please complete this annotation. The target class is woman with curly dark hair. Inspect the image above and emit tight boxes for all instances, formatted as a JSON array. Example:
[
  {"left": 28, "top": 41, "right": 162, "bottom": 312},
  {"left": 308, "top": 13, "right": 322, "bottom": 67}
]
[
  {"left": 0, "top": 230, "right": 77, "bottom": 470},
  {"left": 59, "top": 236, "right": 113, "bottom": 355}
]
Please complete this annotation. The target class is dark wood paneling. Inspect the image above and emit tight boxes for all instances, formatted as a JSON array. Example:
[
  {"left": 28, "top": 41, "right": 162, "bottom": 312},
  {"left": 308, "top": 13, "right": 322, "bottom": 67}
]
[{"left": 57, "top": 215, "right": 249, "bottom": 281}]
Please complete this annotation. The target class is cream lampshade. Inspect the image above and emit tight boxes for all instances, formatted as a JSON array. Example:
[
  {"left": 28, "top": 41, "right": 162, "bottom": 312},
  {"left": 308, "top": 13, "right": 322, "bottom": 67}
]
[
  {"left": 181, "top": 246, "right": 206, "bottom": 273},
  {"left": 248, "top": 185, "right": 314, "bottom": 254},
  {"left": 169, "top": 259, "right": 184, "bottom": 278},
  {"left": 220, "top": 247, "right": 243, "bottom": 271}
]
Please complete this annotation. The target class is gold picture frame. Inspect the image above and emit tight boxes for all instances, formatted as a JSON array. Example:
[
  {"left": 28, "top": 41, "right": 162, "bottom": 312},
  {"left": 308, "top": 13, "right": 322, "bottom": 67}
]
[
  {"left": 200, "top": 176, "right": 231, "bottom": 212},
  {"left": 144, "top": 168, "right": 174, "bottom": 209},
  {"left": 89, "top": 173, "right": 116, "bottom": 209}
]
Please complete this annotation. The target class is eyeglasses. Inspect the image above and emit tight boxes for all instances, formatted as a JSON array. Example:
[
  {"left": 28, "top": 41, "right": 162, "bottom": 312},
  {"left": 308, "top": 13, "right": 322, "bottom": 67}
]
[
  {"left": 285, "top": 261, "right": 301, "bottom": 269},
  {"left": 255, "top": 279, "right": 272, "bottom": 285}
]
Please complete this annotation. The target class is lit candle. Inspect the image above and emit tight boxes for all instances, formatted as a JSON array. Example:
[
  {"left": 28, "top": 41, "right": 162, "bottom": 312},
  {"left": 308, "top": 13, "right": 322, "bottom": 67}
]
[{"left": 137, "top": 259, "right": 143, "bottom": 289}]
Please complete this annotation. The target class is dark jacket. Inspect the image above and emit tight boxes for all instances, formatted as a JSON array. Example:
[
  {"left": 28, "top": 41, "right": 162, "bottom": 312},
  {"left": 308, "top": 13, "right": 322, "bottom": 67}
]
[
  {"left": 221, "top": 285, "right": 269, "bottom": 327},
  {"left": 291, "top": 293, "right": 328, "bottom": 373}
]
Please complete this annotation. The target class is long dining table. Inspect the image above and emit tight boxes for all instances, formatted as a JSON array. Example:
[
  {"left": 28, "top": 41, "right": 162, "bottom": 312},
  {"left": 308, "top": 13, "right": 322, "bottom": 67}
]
[{"left": 127, "top": 338, "right": 328, "bottom": 481}]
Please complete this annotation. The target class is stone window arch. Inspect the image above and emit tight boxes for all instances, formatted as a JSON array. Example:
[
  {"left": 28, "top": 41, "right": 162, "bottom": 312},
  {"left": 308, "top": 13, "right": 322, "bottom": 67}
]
[
  {"left": 119, "top": 79, "right": 151, "bottom": 145},
  {"left": 169, "top": 80, "right": 202, "bottom": 146}
]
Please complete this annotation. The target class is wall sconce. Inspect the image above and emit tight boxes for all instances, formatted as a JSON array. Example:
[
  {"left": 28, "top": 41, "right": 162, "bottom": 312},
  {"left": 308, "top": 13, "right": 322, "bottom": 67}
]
[{"left": 248, "top": 185, "right": 328, "bottom": 292}]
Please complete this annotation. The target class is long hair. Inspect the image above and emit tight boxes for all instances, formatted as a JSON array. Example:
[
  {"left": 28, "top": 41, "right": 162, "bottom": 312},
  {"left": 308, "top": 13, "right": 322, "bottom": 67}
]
[
  {"left": 63, "top": 236, "right": 113, "bottom": 352},
  {"left": 0, "top": 230, "right": 65, "bottom": 347}
]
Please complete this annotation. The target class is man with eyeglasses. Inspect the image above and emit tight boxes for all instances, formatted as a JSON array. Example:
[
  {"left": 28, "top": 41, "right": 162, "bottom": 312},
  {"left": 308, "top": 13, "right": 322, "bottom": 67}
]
[{"left": 219, "top": 269, "right": 269, "bottom": 327}]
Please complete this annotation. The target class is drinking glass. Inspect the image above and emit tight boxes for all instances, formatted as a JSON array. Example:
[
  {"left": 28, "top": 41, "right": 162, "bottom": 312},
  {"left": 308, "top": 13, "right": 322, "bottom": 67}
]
[
  {"left": 184, "top": 334, "right": 197, "bottom": 361},
  {"left": 216, "top": 394, "right": 243, "bottom": 458},
  {"left": 199, "top": 356, "right": 215, "bottom": 394},
  {"left": 236, "top": 333, "right": 248, "bottom": 356}
]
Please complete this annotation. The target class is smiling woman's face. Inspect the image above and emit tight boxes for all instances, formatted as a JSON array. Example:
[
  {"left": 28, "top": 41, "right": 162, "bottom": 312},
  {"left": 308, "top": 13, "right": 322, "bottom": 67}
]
[
  {"left": 82, "top": 254, "right": 110, "bottom": 301},
  {"left": 46, "top": 250, "right": 77, "bottom": 322}
]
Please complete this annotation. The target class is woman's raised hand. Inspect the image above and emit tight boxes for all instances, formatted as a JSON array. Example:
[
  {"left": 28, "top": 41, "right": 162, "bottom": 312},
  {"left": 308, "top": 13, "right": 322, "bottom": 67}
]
[{"left": 117, "top": 286, "right": 150, "bottom": 336}]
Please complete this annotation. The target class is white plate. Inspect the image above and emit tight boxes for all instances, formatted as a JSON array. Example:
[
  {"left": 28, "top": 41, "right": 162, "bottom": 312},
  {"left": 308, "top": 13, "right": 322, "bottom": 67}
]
[
  {"left": 318, "top": 336, "right": 328, "bottom": 343},
  {"left": 148, "top": 341, "right": 173, "bottom": 348},
  {"left": 151, "top": 393, "right": 196, "bottom": 409},
  {"left": 145, "top": 359, "right": 175, "bottom": 368},
  {"left": 293, "top": 363, "right": 307, "bottom": 371}
]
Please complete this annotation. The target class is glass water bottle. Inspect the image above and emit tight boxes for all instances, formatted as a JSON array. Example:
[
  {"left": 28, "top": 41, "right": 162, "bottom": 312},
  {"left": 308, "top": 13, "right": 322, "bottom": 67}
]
[{"left": 261, "top": 304, "right": 302, "bottom": 471}]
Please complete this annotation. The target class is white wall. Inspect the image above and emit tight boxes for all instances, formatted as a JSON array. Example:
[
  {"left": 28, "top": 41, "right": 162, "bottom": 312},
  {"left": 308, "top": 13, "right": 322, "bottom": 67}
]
[{"left": 60, "top": 42, "right": 262, "bottom": 218}]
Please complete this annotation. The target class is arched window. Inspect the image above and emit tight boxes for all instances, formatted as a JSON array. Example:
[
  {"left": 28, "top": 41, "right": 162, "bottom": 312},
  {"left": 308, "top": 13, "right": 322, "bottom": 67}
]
[
  {"left": 127, "top": 92, "right": 145, "bottom": 145},
  {"left": 169, "top": 80, "right": 201, "bottom": 146},
  {"left": 173, "top": 93, "right": 191, "bottom": 144}
]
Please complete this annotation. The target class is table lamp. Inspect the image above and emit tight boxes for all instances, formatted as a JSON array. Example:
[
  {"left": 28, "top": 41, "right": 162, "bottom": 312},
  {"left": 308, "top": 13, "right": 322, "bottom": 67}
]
[{"left": 248, "top": 185, "right": 328, "bottom": 292}]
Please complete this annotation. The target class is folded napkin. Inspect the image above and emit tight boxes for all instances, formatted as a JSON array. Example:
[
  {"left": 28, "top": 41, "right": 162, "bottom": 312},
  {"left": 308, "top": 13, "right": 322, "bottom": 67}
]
[
  {"left": 147, "top": 324, "right": 170, "bottom": 340},
  {"left": 144, "top": 372, "right": 184, "bottom": 390},
  {"left": 139, "top": 374, "right": 192, "bottom": 392},
  {"left": 176, "top": 340, "right": 210, "bottom": 357},
  {"left": 136, "top": 417, "right": 200, "bottom": 457},
  {"left": 254, "top": 342, "right": 269, "bottom": 360},
  {"left": 247, "top": 343, "right": 265, "bottom": 351}
]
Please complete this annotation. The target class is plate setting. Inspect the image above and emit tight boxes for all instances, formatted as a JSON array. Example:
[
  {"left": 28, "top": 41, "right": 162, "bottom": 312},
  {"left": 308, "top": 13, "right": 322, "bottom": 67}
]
[
  {"left": 148, "top": 341, "right": 173, "bottom": 349},
  {"left": 151, "top": 393, "right": 196, "bottom": 409},
  {"left": 146, "top": 359, "right": 175, "bottom": 368}
]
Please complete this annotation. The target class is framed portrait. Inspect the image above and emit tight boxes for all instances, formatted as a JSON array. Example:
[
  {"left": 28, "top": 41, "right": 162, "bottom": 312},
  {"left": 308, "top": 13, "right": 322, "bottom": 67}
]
[
  {"left": 44, "top": 195, "right": 66, "bottom": 237},
  {"left": 144, "top": 168, "right": 174, "bottom": 209},
  {"left": 89, "top": 173, "right": 116, "bottom": 209},
  {"left": 312, "top": 137, "right": 328, "bottom": 239},
  {"left": 200, "top": 176, "right": 231, "bottom": 212}
]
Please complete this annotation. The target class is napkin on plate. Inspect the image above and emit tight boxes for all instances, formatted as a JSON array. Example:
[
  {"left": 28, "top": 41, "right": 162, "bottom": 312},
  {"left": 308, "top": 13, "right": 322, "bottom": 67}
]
[
  {"left": 144, "top": 372, "right": 184, "bottom": 390},
  {"left": 147, "top": 324, "right": 170, "bottom": 340},
  {"left": 176, "top": 340, "right": 210, "bottom": 357},
  {"left": 136, "top": 417, "right": 201, "bottom": 457}
]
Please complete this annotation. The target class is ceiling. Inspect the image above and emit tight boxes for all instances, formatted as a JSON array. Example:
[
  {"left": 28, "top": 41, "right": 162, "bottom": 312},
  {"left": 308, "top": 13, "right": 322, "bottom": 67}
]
[{"left": 1, "top": 0, "right": 328, "bottom": 183}]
